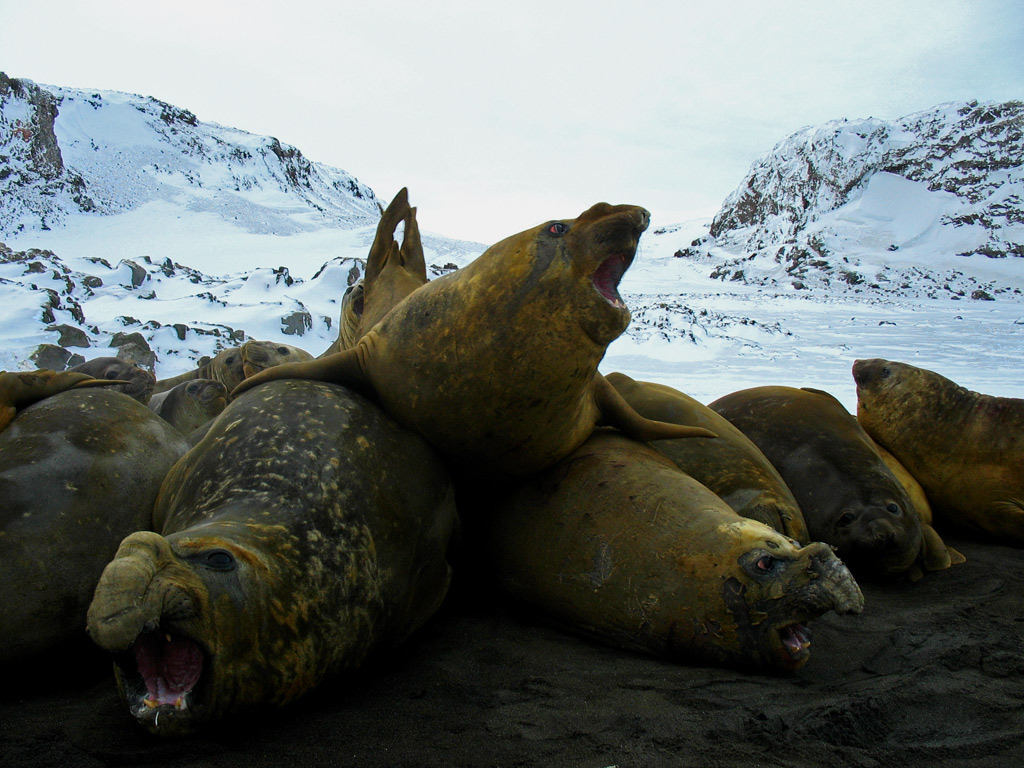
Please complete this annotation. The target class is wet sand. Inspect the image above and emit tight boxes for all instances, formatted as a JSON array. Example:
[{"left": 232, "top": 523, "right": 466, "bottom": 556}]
[{"left": 2, "top": 532, "right": 1022, "bottom": 768}]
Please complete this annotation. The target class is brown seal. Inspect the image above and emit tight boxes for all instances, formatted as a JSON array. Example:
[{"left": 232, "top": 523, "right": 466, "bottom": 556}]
[
  {"left": 0, "top": 369, "right": 128, "bottom": 432},
  {"left": 322, "top": 187, "right": 427, "bottom": 356},
  {"left": 232, "top": 203, "right": 715, "bottom": 476},
  {"left": 152, "top": 347, "right": 245, "bottom": 397},
  {"left": 239, "top": 340, "right": 313, "bottom": 378},
  {"left": 606, "top": 372, "right": 808, "bottom": 542},
  {"left": 68, "top": 356, "right": 156, "bottom": 404},
  {"left": 479, "top": 430, "right": 863, "bottom": 672},
  {"left": 709, "top": 386, "right": 952, "bottom": 579},
  {"left": 854, "top": 357, "right": 1024, "bottom": 544},
  {"left": 1, "top": 389, "right": 190, "bottom": 666},
  {"left": 87, "top": 380, "right": 458, "bottom": 735},
  {"left": 147, "top": 378, "right": 228, "bottom": 435}
]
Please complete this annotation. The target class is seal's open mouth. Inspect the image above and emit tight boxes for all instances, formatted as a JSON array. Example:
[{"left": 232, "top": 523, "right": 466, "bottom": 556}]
[
  {"left": 777, "top": 622, "right": 812, "bottom": 664},
  {"left": 118, "top": 631, "right": 206, "bottom": 722},
  {"left": 592, "top": 253, "right": 632, "bottom": 308}
]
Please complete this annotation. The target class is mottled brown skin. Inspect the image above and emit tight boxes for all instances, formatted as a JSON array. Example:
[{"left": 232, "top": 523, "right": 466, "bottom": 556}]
[
  {"left": 710, "top": 386, "right": 931, "bottom": 579},
  {"left": 153, "top": 347, "right": 245, "bottom": 397},
  {"left": 233, "top": 203, "right": 715, "bottom": 476},
  {"left": 239, "top": 340, "right": 313, "bottom": 379},
  {"left": 321, "top": 187, "right": 426, "bottom": 356},
  {"left": 0, "top": 369, "right": 127, "bottom": 432},
  {"left": 480, "top": 430, "right": 863, "bottom": 672},
  {"left": 148, "top": 379, "right": 228, "bottom": 435},
  {"left": 68, "top": 357, "right": 156, "bottom": 404},
  {"left": 87, "top": 380, "right": 458, "bottom": 736},
  {"left": 607, "top": 372, "right": 808, "bottom": 543},
  {"left": 0, "top": 390, "right": 190, "bottom": 666},
  {"left": 854, "top": 358, "right": 1024, "bottom": 544}
]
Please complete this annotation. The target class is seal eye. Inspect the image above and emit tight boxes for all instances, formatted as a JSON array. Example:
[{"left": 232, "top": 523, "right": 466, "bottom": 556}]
[
  {"left": 886, "top": 503, "right": 902, "bottom": 516},
  {"left": 881, "top": 366, "right": 891, "bottom": 379},
  {"left": 225, "top": 356, "right": 236, "bottom": 365},
  {"left": 187, "top": 383, "right": 199, "bottom": 394},
  {"left": 837, "top": 512, "right": 856, "bottom": 527},
  {"left": 548, "top": 222, "right": 569, "bottom": 236},
  {"left": 277, "top": 347, "right": 289, "bottom": 355},
  {"left": 201, "top": 550, "right": 236, "bottom": 571}
]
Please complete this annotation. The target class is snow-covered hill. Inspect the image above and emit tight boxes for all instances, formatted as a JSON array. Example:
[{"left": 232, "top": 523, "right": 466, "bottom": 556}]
[
  {"left": 677, "top": 100, "right": 1024, "bottom": 300},
  {"left": 1, "top": 76, "right": 1020, "bottom": 409}
]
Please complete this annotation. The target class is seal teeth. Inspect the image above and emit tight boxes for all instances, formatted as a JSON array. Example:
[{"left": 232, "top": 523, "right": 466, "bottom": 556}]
[{"left": 592, "top": 254, "right": 631, "bottom": 307}]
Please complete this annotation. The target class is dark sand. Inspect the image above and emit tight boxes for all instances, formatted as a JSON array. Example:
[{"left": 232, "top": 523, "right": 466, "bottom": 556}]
[{"left": 2, "top": 532, "right": 1022, "bottom": 768}]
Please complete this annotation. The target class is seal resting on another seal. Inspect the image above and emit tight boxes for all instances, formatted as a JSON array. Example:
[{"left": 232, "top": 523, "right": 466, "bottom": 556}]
[
  {"left": 87, "top": 380, "right": 458, "bottom": 736},
  {"left": 322, "top": 187, "right": 427, "bottom": 356},
  {"left": 854, "top": 358, "right": 1024, "bottom": 544},
  {"left": 606, "top": 372, "right": 808, "bottom": 543},
  {"left": 710, "top": 386, "right": 950, "bottom": 579},
  {"left": 239, "top": 340, "right": 313, "bottom": 378},
  {"left": 148, "top": 379, "right": 228, "bottom": 435},
  {"left": 0, "top": 369, "right": 127, "bottom": 432},
  {"left": 233, "top": 203, "right": 715, "bottom": 476},
  {"left": 478, "top": 430, "right": 863, "bottom": 672},
  {"left": 152, "top": 347, "right": 245, "bottom": 397},
  {"left": 68, "top": 356, "right": 156, "bottom": 404},
  {"left": 0, "top": 389, "right": 189, "bottom": 667}
]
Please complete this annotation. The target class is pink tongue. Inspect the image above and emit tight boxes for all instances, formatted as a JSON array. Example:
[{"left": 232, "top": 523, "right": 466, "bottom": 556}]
[
  {"left": 592, "top": 254, "right": 628, "bottom": 305},
  {"left": 781, "top": 624, "right": 810, "bottom": 654},
  {"left": 134, "top": 633, "right": 204, "bottom": 704}
]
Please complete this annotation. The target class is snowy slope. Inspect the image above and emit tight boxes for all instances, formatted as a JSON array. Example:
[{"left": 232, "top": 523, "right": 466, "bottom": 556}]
[{"left": 1, "top": 76, "right": 1021, "bottom": 411}]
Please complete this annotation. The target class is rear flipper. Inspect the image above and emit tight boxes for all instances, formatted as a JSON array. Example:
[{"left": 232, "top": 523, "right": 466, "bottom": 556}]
[{"left": 595, "top": 374, "right": 716, "bottom": 441}]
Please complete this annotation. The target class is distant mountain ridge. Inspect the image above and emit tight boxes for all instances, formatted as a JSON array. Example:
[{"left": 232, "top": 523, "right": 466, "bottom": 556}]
[
  {"left": 680, "top": 100, "right": 1024, "bottom": 300},
  {"left": 0, "top": 73, "right": 381, "bottom": 236}
]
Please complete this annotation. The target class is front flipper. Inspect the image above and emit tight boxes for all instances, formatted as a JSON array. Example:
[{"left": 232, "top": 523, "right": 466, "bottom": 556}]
[
  {"left": 594, "top": 374, "right": 716, "bottom": 441},
  {"left": 0, "top": 370, "right": 129, "bottom": 432},
  {"left": 231, "top": 344, "right": 370, "bottom": 399}
]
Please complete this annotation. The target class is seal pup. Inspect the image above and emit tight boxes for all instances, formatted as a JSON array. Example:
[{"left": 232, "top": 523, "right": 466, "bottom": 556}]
[
  {"left": 148, "top": 379, "right": 228, "bottom": 435},
  {"left": 152, "top": 347, "right": 245, "bottom": 396},
  {"left": 233, "top": 203, "right": 715, "bottom": 476},
  {"left": 87, "top": 380, "right": 458, "bottom": 735},
  {"left": 479, "top": 430, "right": 863, "bottom": 672},
  {"left": 606, "top": 372, "right": 808, "bottom": 542},
  {"left": 710, "top": 386, "right": 945, "bottom": 579},
  {"left": 322, "top": 188, "right": 428, "bottom": 356},
  {"left": 1, "top": 389, "right": 189, "bottom": 666},
  {"left": 854, "top": 358, "right": 1024, "bottom": 543},
  {"left": 69, "top": 356, "right": 156, "bottom": 404}
]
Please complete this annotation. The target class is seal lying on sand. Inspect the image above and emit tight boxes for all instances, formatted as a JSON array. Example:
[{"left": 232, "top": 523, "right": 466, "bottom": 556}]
[
  {"left": 87, "top": 380, "right": 458, "bottom": 736},
  {"left": 239, "top": 340, "right": 313, "bottom": 378},
  {"left": 233, "top": 203, "right": 714, "bottom": 476},
  {"left": 1, "top": 389, "right": 189, "bottom": 666},
  {"left": 854, "top": 358, "right": 1024, "bottom": 544},
  {"left": 710, "top": 386, "right": 954, "bottom": 579},
  {"left": 69, "top": 357, "right": 156, "bottom": 404},
  {"left": 148, "top": 379, "right": 228, "bottom": 435},
  {"left": 479, "top": 430, "right": 863, "bottom": 672},
  {"left": 0, "top": 369, "right": 127, "bottom": 432},
  {"left": 152, "top": 347, "right": 245, "bottom": 397},
  {"left": 322, "top": 188, "right": 427, "bottom": 356},
  {"left": 606, "top": 372, "right": 808, "bottom": 542}
]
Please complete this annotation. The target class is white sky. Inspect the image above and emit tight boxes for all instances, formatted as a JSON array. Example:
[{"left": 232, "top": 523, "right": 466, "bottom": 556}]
[{"left": 3, "top": 0, "right": 1023, "bottom": 243}]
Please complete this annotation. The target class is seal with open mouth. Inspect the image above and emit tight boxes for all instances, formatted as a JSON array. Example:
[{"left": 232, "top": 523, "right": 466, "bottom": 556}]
[
  {"left": 231, "top": 203, "right": 715, "bottom": 476},
  {"left": 479, "top": 430, "right": 864, "bottom": 671},
  {"left": 86, "top": 379, "right": 458, "bottom": 735}
]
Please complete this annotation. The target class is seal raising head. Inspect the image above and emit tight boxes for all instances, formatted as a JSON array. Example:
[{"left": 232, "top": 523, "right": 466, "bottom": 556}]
[{"left": 232, "top": 203, "right": 714, "bottom": 477}]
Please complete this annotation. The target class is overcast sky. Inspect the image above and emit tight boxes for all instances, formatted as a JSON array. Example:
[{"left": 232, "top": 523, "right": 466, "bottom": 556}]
[{"left": 3, "top": 0, "right": 1023, "bottom": 243}]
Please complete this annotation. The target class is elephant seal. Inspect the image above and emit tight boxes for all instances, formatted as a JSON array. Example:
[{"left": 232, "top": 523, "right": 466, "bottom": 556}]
[
  {"left": 478, "top": 430, "right": 863, "bottom": 672},
  {"left": 710, "top": 386, "right": 950, "bottom": 579},
  {"left": 322, "top": 187, "right": 427, "bottom": 356},
  {"left": 148, "top": 379, "right": 227, "bottom": 435},
  {"left": 1, "top": 389, "right": 190, "bottom": 667},
  {"left": 233, "top": 203, "right": 715, "bottom": 476},
  {"left": 854, "top": 358, "right": 1024, "bottom": 543},
  {"left": 606, "top": 372, "right": 808, "bottom": 542},
  {"left": 87, "top": 380, "right": 458, "bottom": 735},
  {"left": 0, "top": 369, "right": 128, "bottom": 432},
  {"left": 153, "top": 347, "right": 245, "bottom": 396},
  {"left": 69, "top": 356, "right": 156, "bottom": 404},
  {"left": 239, "top": 340, "right": 313, "bottom": 378}
]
